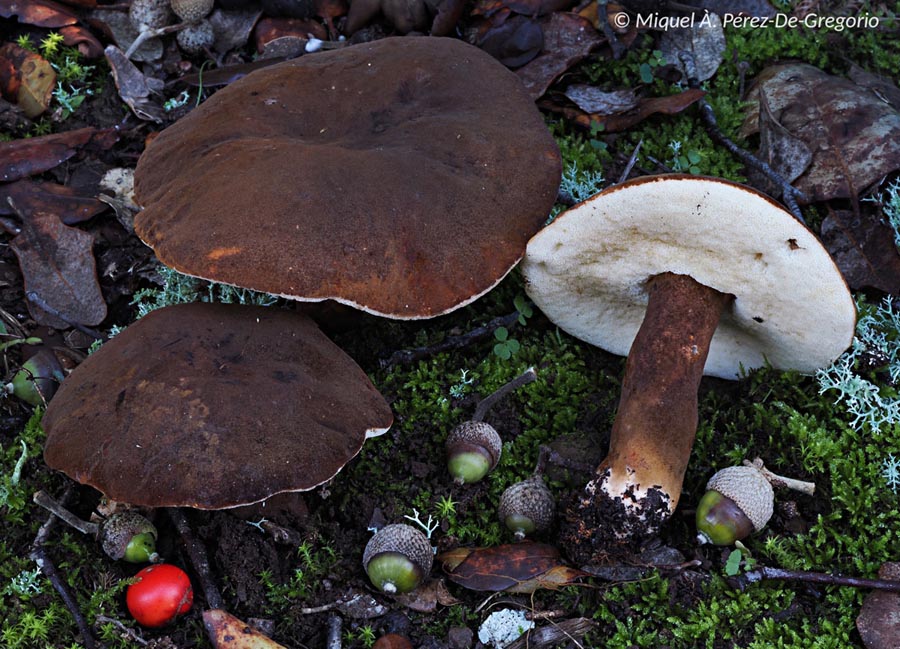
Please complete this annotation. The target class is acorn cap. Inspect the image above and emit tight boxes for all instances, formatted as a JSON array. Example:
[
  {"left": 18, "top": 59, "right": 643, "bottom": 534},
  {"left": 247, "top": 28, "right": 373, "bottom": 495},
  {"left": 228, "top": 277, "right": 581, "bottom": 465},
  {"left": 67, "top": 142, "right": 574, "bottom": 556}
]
[
  {"left": 706, "top": 465, "right": 774, "bottom": 532},
  {"left": 176, "top": 20, "right": 214, "bottom": 54},
  {"left": 445, "top": 421, "right": 502, "bottom": 469},
  {"left": 169, "top": 0, "right": 213, "bottom": 22},
  {"left": 363, "top": 524, "right": 434, "bottom": 575},
  {"left": 129, "top": 0, "right": 172, "bottom": 31},
  {"left": 498, "top": 476, "right": 555, "bottom": 536},
  {"left": 99, "top": 510, "right": 157, "bottom": 561}
]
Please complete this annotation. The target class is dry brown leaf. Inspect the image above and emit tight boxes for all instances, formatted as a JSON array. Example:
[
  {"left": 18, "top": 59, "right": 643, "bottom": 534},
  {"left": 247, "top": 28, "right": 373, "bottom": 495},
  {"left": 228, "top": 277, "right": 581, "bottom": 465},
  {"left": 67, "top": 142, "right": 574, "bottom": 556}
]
[
  {"left": 0, "top": 42, "right": 56, "bottom": 118},
  {"left": 0, "top": 126, "right": 119, "bottom": 182},
  {"left": 563, "top": 86, "right": 638, "bottom": 115},
  {"left": 104, "top": 45, "right": 165, "bottom": 123},
  {"left": 0, "top": 180, "right": 106, "bottom": 225},
  {"left": 8, "top": 202, "right": 107, "bottom": 328},
  {"left": 658, "top": 11, "right": 725, "bottom": 82},
  {"left": 473, "top": 10, "right": 544, "bottom": 69},
  {"left": 819, "top": 204, "right": 900, "bottom": 294},
  {"left": 0, "top": 0, "right": 78, "bottom": 27},
  {"left": 202, "top": 609, "right": 289, "bottom": 649},
  {"left": 439, "top": 542, "right": 585, "bottom": 593},
  {"left": 60, "top": 25, "right": 105, "bottom": 59},
  {"left": 393, "top": 578, "right": 460, "bottom": 612},
  {"left": 748, "top": 85, "right": 811, "bottom": 197},
  {"left": 742, "top": 63, "right": 900, "bottom": 203},
  {"left": 515, "top": 12, "right": 604, "bottom": 100}
]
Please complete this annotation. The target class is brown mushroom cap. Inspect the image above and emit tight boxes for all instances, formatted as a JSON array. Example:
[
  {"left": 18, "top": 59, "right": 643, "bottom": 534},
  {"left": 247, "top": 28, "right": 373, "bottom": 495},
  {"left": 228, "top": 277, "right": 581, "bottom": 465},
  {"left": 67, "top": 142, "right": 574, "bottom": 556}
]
[
  {"left": 522, "top": 175, "right": 856, "bottom": 378},
  {"left": 133, "top": 37, "right": 562, "bottom": 320},
  {"left": 42, "top": 302, "right": 393, "bottom": 509}
]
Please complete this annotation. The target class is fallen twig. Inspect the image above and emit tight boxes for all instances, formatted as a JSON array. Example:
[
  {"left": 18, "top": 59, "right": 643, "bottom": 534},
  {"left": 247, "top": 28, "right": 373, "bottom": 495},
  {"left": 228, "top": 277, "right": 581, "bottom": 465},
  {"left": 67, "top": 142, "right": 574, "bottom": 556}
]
[
  {"left": 95, "top": 615, "right": 149, "bottom": 646},
  {"left": 168, "top": 508, "right": 225, "bottom": 610},
  {"left": 378, "top": 310, "right": 522, "bottom": 368},
  {"left": 729, "top": 566, "right": 900, "bottom": 592},
  {"left": 30, "top": 488, "right": 98, "bottom": 649}
]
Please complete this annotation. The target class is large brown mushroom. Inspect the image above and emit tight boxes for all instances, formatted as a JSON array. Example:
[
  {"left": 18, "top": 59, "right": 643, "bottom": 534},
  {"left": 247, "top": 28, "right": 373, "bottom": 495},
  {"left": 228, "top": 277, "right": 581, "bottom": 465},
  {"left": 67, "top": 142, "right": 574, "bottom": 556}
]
[
  {"left": 521, "top": 175, "right": 856, "bottom": 553},
  {"left": 132, "top": 36, "right": 561, "bottom": 320},
  {"left": 42, "top": 302, "right": 393, "bottom": 509}
]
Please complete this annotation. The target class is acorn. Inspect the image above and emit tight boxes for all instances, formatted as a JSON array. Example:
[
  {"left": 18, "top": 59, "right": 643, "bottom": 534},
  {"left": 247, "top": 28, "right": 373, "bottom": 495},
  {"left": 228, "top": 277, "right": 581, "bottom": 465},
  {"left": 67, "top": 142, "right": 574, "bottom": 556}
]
[
  {"left": 498, "top": 475, "right": 555, "bottom": 540},
  {"left": 99, "top": 510, "right": 160, "bottom": 563},
  {"left": 363, "top": 524, "right": 433, "bottom": 594},
  {"left": 33, "top": 491, "right": 160, "bottom": 563},
  {"left": 696, "top": 458, "right": 815, "bottom": 546},
  {"left": 446, "top": 367, "right": 536, "bottom": 485},
  {"left": 176, "top": 19, "right": 214, "bottom": 54},
  {"left": 7, "top": 349, "right": 65, "bottom": 407},
  {"left": 169, "top": 0, "right": 214, "bottom": 22},
  {"left": 129, "top": 0, "right": 172, "bottom": 32}
]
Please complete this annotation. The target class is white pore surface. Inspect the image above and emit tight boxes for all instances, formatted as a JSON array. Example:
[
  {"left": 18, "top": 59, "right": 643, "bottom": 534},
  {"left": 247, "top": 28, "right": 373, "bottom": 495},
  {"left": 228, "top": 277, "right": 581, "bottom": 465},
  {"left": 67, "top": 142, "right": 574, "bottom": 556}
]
[{"left": 522, "top": 176, "right": 856, "bottom": 379}]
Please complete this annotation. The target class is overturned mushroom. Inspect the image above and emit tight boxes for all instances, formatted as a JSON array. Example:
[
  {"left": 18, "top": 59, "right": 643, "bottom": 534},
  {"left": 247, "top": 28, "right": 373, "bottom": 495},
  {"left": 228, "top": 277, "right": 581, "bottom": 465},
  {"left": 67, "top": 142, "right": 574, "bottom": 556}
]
[
  {"left": 132, "top": 36, "right": 561, "bottom": 320},
  {"left": 521, "top": 175, "right": 855, "bottom": 554},
  {"left": 42, "top": 302, "right": 393, "bottom": 509}
]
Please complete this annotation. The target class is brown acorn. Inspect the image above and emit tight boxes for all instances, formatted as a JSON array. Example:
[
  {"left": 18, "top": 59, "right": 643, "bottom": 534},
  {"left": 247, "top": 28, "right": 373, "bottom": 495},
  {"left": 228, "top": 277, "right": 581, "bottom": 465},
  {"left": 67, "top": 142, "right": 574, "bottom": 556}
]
[
  {"left": 363, "top": 524, "right": 433, "bottom": 594},
  {"left": 498, "top": 475, "right": 555, "bottom": 540},
  {"left": 696, "top": 459, "right": 815, "bottom": 545}
]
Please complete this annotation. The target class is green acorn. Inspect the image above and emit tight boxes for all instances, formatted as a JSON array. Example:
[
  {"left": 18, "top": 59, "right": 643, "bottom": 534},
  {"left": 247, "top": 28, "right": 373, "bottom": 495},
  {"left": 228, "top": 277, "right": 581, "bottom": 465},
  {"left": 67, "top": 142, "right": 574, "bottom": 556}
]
[
  {"left": 696, "top": 459, "right": 815, "bottom": 546},
  {"left": 7, "top": 349, "right": 65, "bottom": 407},
  {"left": 498, "top": 475, "right": 555, "bottom": 540},
  {"left": 363, "top": 524, "right": 433, "bottom": 594},
  {"left": 446, "top": 367, "right": 536, "bottom": 485},
  {"left": 99, "top": 511, "right": 160, "bottom": 563}
]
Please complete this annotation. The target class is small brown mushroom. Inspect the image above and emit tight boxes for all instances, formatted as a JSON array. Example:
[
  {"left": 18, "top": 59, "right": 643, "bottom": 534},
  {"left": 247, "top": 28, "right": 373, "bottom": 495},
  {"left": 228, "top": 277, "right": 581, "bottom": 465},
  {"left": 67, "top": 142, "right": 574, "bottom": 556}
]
[
  {"left": 521, "top": 175, "right": 856, "bottom": 552},
  {"left": 132, "top": 37, "right": 561, "bottom": 320},
  {"left": 42, "top": 302, "right": 393, "bottom": 509}
]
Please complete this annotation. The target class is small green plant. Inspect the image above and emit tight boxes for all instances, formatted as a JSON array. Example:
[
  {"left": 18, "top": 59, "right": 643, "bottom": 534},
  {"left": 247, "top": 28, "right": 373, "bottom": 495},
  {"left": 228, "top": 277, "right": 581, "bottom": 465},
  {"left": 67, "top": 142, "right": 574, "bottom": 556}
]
[
  {"left": 669, "top": 140, "right": 703, "bottom": 174},
  {"left": 493, "top": 327, "right": 520, "bottom": 360},
  {"left": 15, "top": 34, "right": 34, "bottom": 51},
  {"left": 639, "top": 49, "right": 666, "bottom": 83},
  {"left": 435, "top": 494, "right": 457, "bottom": 518},
  {"left": 344, "top": 625, "right": 377, "bottom": 648},
  {"left": 724, "top": 546, "right": 756, "bottom": 576},
  {"left": 39, "top": 32, "right": 65, "bottom": 58}
]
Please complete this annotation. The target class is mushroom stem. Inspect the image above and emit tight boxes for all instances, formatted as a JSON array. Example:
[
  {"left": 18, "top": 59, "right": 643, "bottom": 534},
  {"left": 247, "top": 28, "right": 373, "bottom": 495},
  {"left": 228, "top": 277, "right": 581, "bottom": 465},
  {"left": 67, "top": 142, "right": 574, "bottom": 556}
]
[
  {"left": 747, "top": 458, "right": 816, "bottom": 496},
  {"left": 33, "top": 490, "right": 100, "bottom": 537},
  {"left": 472, "top": 367, "right": 537, "bottom": 422},
  {"left": 594, "top": 272, "right": 732, "bottom": 534}
]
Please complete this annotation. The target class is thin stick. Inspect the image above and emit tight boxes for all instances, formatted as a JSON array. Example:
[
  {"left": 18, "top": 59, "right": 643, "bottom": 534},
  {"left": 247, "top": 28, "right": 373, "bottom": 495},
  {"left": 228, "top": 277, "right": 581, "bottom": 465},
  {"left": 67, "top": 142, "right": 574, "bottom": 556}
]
[
  {"left": 473, "top": 367, "right": 537, "bottom": 422},
  {"left": 168, "top": 508, "right": 225, "bottom": 610},
  {"left": 33, "top": 490, "right": 99, "bottom": 536},
  {"left": 94, "top": 615, "right": 149, "bottom": 645},
  {"left": 747, "top": 458, "right": 815, "bottom": 496},
  {"left": 25, "top": 292, "right": 105, "bottom": 340},
  {"left": 729, "top": 566, "right": 900, "bottom": 592},
  {"left": 616, "top": 138, "right": 643, "bottom": 185},
  {"left": 379, "top": 310, "right": 522, "bottom": 368},
  {"left": 30, "top": 489, "right": 98, "bottom": 649}
]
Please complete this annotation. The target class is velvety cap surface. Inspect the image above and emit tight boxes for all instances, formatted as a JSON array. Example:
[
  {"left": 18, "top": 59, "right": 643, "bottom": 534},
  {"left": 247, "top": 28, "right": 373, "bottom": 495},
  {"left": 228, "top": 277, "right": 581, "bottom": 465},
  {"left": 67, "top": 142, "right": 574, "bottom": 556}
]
[
  {"left": 42, "top": 302, "right": 393, "bottom": 508},
  {"left": 522, "top": 175, "right": 856, "bottom": 379},
  {"left": 133, "top": 36, "right": 561, "bottom": 319}
]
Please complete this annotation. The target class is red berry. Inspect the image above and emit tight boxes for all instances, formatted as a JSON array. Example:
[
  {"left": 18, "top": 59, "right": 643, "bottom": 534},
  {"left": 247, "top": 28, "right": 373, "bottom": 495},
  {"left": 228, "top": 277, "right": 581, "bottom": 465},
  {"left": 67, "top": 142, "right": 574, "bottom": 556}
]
[{"left": 126, "top": 564, "right": 193, "bottom": 627}]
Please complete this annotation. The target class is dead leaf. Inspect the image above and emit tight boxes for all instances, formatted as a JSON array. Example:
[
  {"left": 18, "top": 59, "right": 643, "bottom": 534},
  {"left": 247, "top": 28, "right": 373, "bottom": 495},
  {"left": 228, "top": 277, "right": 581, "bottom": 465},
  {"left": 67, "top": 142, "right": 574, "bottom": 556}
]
[
  {"left": 692, "top": 0, "right": 777, "bottom": 16},
  {"left": 0, "top": 180, "right": 106, "bottom": 224},
  {"left": 345, "top": 0, "right": 464, "bottom": 35},
  {"left": 515, "top": 12, "right": 605, "bottom": 100},
  {"left": 8, "top": 201, "right": 107, "bottom": 328},
  {"left": 209, "top": 7, "right": 263, "bottom": 55},
  {"left": 847, "top": 63, "right": 900, "bottom": 112},
  {"left": 0, "top": 126, "right": 119, "bottom": 182},
  {"left": 819, "top": 204, "right": 900, "bottom": 294},
  {"left": 474, "top": 10, "right": 544, "bottom": 68},
  {"left": 439, "top": 542, "right": 586, "bottom": 593},
  {"left": 563, "top": 86, "right": 638, "bottom": 114},
  {"left": 0, "top": 42, "right": 56, "bottom": 118},
  {"left": 0, "top": 0, "right": 78, "bottom": 27},
  {"left": 856, "top": 562, "right": 900, "bottom": 649},
  {"left": 748, "top": 86, "right": 812, "bottom": 197},
  {"left": 742, "top": 63, "right": 900, "bottom": 203},
  {"left": 472, "top": 0, "right": 573, "bottom": 17},
  {"left": 393, "top": 577, "right": 460, "bottom": 612},
  {"left": 104, "top": 45, "right": 165, "bottom": 123},
  {"left": 88, "top": 9, "right": 164, "bottom": 62},
  {"left": 542, "top": 87, "right": 705, "bottom": 132},
  {"left": 255, "top": 16, "right": 328, "bottom": 52},
  {"left": 60, "top": 25, "right": 105, "bottom": 59},
  {"left": 202, "top": 609, "right": 288, "bottom": 649},
  {"left": 659, "top": 11, "right": 725, "bottom": 82}
]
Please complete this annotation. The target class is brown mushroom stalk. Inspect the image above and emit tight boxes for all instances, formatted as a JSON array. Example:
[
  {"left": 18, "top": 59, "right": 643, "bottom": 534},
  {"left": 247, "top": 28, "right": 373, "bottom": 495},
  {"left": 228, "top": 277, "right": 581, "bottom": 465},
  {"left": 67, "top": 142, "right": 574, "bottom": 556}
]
[{"left": 592, "top": 272, "right": 732, "bottom": 531}]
